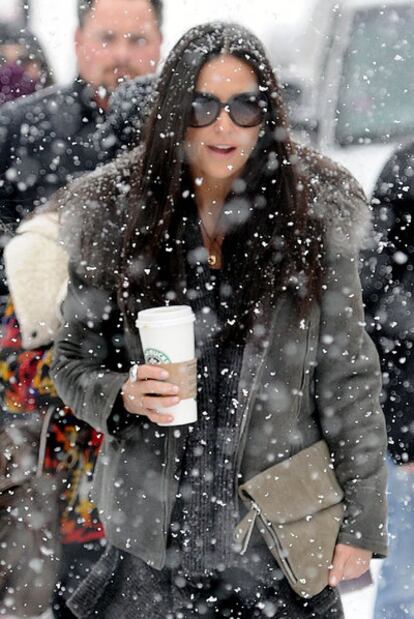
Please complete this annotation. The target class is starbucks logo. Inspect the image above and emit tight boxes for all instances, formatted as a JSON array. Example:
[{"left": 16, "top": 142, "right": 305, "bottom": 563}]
[{"left": 144, "top": 348, "right": 171, "bottom": 364}]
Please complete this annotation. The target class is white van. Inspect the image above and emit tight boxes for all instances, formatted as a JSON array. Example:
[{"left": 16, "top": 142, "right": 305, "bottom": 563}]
[{"left": 288, "top": 0, "right": 414, "bottom": 195}]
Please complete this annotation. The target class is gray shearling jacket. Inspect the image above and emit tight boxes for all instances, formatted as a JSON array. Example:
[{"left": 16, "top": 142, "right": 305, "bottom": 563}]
[{"left": 51, "top": 146, "right": 388, "bottom": 569}]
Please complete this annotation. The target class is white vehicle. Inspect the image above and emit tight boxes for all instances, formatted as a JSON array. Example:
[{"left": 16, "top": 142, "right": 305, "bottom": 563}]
[
  {"left": 288, "top": 0, "right": 414, "bottom": 196},
  {"left": 0, "top": 0, "right": 27, "bottom": 23}
]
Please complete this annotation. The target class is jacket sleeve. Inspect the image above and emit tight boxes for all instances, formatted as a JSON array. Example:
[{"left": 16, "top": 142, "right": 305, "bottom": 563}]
[
  {"left": 360, "top": 196, "right": 414, "bottom": 465},
  {"left": 51, "top": 265, "right": 135, "bottom": 436},
  {"left": 315, "top": 242, "right": 388, "bottom": 558},
  {"left": 0, "top": 104, "right": 20, "bottom": 229},
  {"left": 4, "top": 220, "right": 69, "bottom": 349}
]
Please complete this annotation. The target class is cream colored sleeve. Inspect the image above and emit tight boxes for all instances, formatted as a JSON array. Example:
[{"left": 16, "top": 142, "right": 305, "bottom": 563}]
[{"left": 4, "top": 232, "right": 69, "bottom": 349}]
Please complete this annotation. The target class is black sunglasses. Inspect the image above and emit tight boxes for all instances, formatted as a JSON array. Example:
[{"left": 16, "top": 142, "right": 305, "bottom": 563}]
[{"left": 190, "top": 91, "right": 268, "bottom": 128}]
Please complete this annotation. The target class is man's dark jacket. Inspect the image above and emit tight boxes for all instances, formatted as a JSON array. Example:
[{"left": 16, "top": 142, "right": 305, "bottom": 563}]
[
  {"left": 0, "top": 79, "right": 108, "bottom": 228},
  {"left": 362, "top": 140, "right": 414, "bottom": 464},
  {"left": 0, "top": 76, "right": 154, "bottom": 299}
]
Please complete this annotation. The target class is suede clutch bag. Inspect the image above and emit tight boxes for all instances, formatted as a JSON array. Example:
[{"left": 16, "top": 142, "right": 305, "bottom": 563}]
[{"left": 234, "top": 440, "right": 345, "bottom": 598}]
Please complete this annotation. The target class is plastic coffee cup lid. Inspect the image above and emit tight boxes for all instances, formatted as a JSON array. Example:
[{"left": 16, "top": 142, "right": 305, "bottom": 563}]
[{"left": 136, "top": 305, "right": 195, "bottom": 329}]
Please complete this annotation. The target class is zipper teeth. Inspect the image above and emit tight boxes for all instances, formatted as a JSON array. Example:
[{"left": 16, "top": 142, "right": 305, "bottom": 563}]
[
  {"left": 234, "top": 354, "right": 268, "bottom": 502},
  {"left": 161, "top": 430, "right": 175, "bottom": 564},
  {"left": 234, "top": 302, "right": 286, "bottom": 504},
  {"left": 236, "top": 299, "right": 287, "bottom": 476},
  {"left": 258, "top": 513, "right": 298, "bottom": 583},
  {"left": 237, "top": 319, "right": 311, "bottom": 475},
  {"left": 299, "top": 324, "right": 312, "bottom": 395}
]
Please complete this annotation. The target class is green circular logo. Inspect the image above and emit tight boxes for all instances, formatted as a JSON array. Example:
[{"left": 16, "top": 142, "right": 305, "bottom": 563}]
[{"left": 144, "top": 348, "right": 171, "bottom": 364}]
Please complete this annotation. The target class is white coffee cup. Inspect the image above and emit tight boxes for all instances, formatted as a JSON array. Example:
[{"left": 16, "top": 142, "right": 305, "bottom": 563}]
[{"left": 136, "top": 305, "right": 197, "bottom": 426}]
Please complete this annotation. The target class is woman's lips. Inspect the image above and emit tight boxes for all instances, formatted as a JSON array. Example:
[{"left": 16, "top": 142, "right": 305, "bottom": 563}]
[{"left": 207, "top": 145, "right": 237, "bottom": 156}]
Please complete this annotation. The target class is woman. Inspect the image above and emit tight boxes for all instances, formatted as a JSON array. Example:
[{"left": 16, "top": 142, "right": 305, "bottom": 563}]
[{"left": 51, "top": 23, "right": 388, "bottom": 618}]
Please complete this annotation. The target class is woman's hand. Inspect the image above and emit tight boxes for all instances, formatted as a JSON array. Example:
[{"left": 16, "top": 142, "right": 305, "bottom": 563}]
[
  {"left": 329, "top": 543, "right": 372, "bottom": 587},
  {"left": 121, "top": 364, "right": 180, "bottom": 425}
]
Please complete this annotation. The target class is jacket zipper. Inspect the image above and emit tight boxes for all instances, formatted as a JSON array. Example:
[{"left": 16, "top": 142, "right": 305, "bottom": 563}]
[
  {"left": 234, "top": 304, "right": 290, "bottom": 494},
  {"left": 235, "top": 317, "right": 312, "bottom": 512},
  {"left": 295, "top": 321, "right": 313, "bottom": 419},
  {"left": 251, "top": 500, "right": 298, "bottom": 584},
  {"left": 300, "top": 320, "right": 312, "bottom": 400},
  {"left": 234, "top": 302, "right": 285, "bottom": 504},
  {"left": 234, "top": 354, "right": 269, "bottom": 506},
  {"left": 161, "top": 429, "right": 175, "bottom": 567}
]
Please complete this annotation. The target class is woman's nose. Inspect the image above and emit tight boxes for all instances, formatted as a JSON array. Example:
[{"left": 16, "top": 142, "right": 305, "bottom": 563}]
[{"left": 214, "top": 106, "right": 233, "bottom": 132}]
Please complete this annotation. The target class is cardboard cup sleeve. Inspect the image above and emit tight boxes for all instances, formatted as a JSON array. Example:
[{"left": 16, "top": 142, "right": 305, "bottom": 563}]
[{"left": 158, "top": 359, "right": 197, "bottom": 400}]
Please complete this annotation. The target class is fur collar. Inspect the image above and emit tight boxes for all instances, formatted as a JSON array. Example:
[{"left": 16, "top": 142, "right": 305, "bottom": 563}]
[
  {"left": 58, "top": 144, "right": 371, "bottom": 289},
  {"left": 296, "top": 146, "right": 371, "bottom": 256}
]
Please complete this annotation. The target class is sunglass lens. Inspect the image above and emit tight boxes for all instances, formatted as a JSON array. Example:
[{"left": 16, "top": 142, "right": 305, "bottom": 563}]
[
  {"left": 190, "top": 95, "right": 220, "bottom": 127},
  {"left": 231, "top": 95, "right": 265, "bottom": 127}
]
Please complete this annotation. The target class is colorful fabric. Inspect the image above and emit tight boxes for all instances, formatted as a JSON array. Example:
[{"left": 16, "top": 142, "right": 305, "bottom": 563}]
[
  {"left": 0, "top": 301, "right": 57, "bottom": 412},
  {"left": 0, "top": 299, "right": 105, "bottom": 545}
]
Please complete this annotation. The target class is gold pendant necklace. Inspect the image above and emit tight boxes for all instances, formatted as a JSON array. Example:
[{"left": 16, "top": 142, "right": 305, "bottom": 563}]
[{"left": 199, "top": 218, "right": 223, "bottom": 268}]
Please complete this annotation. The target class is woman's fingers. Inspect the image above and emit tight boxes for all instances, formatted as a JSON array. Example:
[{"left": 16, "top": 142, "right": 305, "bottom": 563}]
[
  {"left": 135, "top": 364, "right": 170, "bottom": 381},
  {"left": 147, "top": 409, "right": 175, "bottom": 425},
  {"left": 122, "top": 387, "right": 179, "bottom": 414},
  {"left": 121, "top": 364, "right": 180, "bottom": 423},
  {"left": 329, "top": 544, "right": 372, "bottom": 587},
  {"left": 138, "top": 379, "right": 180, "bottom": 396},
  {"left": 142, "top": 394, "right": 180, "bottom": 410},
  {"left": 329, "top": 545, "right": 346, "bottom": 587}
]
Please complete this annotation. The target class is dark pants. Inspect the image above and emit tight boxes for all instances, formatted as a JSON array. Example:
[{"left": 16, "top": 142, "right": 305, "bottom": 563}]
[
  {"left": 174, "top": 570, "right": 343, "bottom": 618},
  {"left": 52, "top": 541, "right": 105, "bottom": 619},
  {"left": 67, "top": 547, "right": 344, "bottom": 619}
]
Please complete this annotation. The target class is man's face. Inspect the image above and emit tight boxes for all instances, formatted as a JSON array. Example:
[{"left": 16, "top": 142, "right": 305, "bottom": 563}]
[{"left": 75, "top": 0, "right": 162, "bottom": 95}]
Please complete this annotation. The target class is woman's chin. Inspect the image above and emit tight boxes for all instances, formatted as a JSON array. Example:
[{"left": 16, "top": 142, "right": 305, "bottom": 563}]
[{"left": 199, "top": 163, "right": 242, "bottom": 182}]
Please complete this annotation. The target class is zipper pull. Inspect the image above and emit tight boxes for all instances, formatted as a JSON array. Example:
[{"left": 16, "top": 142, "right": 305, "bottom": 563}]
[{"left": 234, "top": 502, "right": 260, "bottom": 555}]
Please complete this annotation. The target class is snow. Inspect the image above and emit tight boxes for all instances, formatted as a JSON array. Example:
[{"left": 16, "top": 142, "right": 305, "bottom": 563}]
[{"left": 1, "top": 2, "right": 401, "bottom": 618}]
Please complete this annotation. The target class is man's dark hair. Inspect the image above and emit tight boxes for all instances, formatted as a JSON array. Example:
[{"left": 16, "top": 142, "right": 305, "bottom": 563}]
[{"left": 78, "top": 0, "right": 163, "bottom": 29}]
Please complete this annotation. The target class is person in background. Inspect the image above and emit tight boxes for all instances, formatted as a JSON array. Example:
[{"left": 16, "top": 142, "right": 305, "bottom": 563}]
[
  {"left": 0, "top": 21, "right": 53, "bottom": 308},
  {"left": 0, "top": 201, "right": 105, "bottom": 619},
  {"left": 0, "top": 2, "right": 163, "bottom": 616},
  {"left": 0, "top": 74, "right": 154, "bottom": 615},
  {"left": 362, "top": 141, "right": 414, "bottom": 619},
  {"left": 0, "top": 21, "right": 52, "bottom": 106},
  {"left": 0, "top": 0, "right": 162, "bottom": 296}
]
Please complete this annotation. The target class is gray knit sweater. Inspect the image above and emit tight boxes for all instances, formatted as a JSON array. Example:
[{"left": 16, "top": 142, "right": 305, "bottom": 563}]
[{"left": 170, "top": 206, "right": 246, "bottom": 577}]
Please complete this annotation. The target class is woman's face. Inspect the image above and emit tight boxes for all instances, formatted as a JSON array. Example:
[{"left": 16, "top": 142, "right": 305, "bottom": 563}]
[{"left": 185, "top": 54, "right": 262, "bottom": 183}]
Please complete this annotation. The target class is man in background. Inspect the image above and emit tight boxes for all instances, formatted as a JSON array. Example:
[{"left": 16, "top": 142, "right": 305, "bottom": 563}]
[{"left": 0, "top": 0, "right": 162, "bottom": 296}]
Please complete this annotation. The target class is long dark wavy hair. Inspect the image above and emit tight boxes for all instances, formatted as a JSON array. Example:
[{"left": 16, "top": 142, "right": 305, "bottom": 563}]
[{"left": 119, "top": 22, "right": 324, "bottom": 332}]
